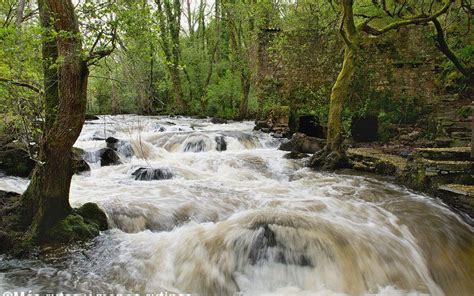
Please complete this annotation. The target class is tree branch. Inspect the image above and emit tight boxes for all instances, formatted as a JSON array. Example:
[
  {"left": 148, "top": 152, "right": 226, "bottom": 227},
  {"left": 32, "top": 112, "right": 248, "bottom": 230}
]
[
  {"left": 432, "top": 18, "right": 473, "bottom": 79},
  {"left": 362, "top": 0, "right": 454, "bottom": 35},
  {"left": 0, "top": 77, "right": 42, "bottom": 94}
]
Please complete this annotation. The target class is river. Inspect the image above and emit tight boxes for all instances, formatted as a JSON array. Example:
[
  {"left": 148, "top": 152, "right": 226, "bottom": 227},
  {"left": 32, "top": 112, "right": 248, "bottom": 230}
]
[{"left": 0, "top": 115, "right": 473, "bottom": 295}]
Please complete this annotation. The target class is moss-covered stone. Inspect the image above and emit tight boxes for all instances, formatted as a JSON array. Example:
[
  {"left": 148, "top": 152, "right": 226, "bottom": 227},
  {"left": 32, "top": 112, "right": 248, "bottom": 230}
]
[
  {"left": 412, "top": 147, "right": 471, "bottom": 161},
  {"left": 43, "top": 203, "right": 107, "bottom": 244},
  {"left": 44, "top": 214, "right": 99, "bottom": 243},
  {"left": 71, "top": 147, "right": 90, "bottom": 174},
  {"left": 76, "top": 202, "right": 108, "bottom": 231},
  {"left": 347, "top": 148, "right": 407, "bottom": 176}
]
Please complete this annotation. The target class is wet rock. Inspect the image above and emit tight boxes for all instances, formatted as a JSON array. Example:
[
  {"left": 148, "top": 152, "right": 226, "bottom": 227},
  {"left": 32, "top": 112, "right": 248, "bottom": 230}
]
[
  {"left": 184, "top": 139, "right": 207, "bottom": 152},
  {"left": 351, "top": 116, "right": 378, "bottom": 142},
  {"left": 283, "top": 151, "right": 309, "bottom": 159},
  {"left": 85, "top": 114, "right": 100, "bottom": 120},
  {"left": 249, "top": 225, "right": 277, "bottom": 264},
  {"left": 298, "top": 115, "right": 325, "bottom": 138},
  {"left": 309, "top": 149, "right": 351, "bottom": 170},
  {"left": 106, "top": 137, "right": 134, "bottom": 157},
  {"left": 211, "top": 117, "right": 228, "bottom": 124},
  {"left": 98, "top": 148, "right": 122, "bottom": 166},
  {"left": 132, "top": 167, "right": 173, "bottom": 180},
  {"left": 215, "top": 136, "right": 227, "bottom": 151},
  {"left": 76, "top": 202, "right": 108, "bottom": 231},
  {"left": 44, "top": 213, "right": 101, "bottom": 244},
  {"left": 347, "top": 148, "right": 407, "bottom": 176},
  {"left": 72, "top": 147, "right": 90, "bottom": 174},
  {"left": 279, "top": 133, "right": 324, "bottom": 154},
  {"left": 105, "top": 136, "right": 120, "bottom": 148}
]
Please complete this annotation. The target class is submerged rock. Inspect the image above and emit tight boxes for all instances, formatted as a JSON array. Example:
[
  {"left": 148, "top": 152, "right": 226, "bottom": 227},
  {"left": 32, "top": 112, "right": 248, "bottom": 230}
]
[
  {"left": 211, "top": 117, "right": 228, "bottom": 124},
  {"left": 184, "top": 139, "right": 207, "bottom": 152},
  {"left": 132, "top": 167, "right": 173, "bottom": 180},
  {"left": 215, "top": 136, "right": 227, "bottom": 151},
  {"left": 279, "top": 133, "right": 324, "bottom": 154},
  {"left": 98, "top": 148, "right": 122, "bottom": 166}
]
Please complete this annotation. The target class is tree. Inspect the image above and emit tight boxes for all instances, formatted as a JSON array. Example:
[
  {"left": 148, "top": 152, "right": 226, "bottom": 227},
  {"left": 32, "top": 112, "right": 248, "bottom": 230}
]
[
  {"left": 155, "top": 0, "right": 189, "bottom": 114},
  {"left": 311, "top": 0, "right": 457, "bottom": 170},
  {"left": 19, "top": 0, "right": 111, "bottom": 243}
]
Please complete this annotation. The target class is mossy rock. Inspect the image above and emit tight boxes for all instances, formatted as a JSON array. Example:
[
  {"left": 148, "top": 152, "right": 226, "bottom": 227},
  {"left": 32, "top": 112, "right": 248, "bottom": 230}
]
[
  {"left": 44, "top": 203, "right": 107, "bottom": 244},
  {"left": 76, "top": 202, "right": 108, "bottom": 231},
  {"left": 45, "top": 214, "right": 99, "bottom": 243},
  {"left": 71, "top": 147, "right": 90, "bottom": 174},
  {"left": 0, "top": 143, "right": 35, "bottom": 177}
]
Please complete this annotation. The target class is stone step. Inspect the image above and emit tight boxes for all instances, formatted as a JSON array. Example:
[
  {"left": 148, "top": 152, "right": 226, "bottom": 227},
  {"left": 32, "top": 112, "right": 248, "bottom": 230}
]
[
  {"left": 438, "top": 184, "right": 474, "bottom": 197},
  {"left": 413, "top": 147, "right": 472, "bottom": 161},
  {"left": 437, "top": 184, "right": 474, "bottom": 217},
  {"left": 418, "top": 158, "right": 473, "bottom": 175},
  {"left": 446, "top": 127, "right": 471, "bottom": 135}
]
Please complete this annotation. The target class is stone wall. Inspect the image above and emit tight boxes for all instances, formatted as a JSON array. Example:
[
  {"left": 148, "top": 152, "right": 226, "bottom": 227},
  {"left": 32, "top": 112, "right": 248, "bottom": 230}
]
[{"left": 254, "top": 25, "right": 472, "bottom": 146}]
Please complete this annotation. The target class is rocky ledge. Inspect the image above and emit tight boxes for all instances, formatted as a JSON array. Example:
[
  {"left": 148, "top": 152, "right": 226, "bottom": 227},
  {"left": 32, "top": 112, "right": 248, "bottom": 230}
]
[{"left": 347, "top": 146, "right": 474, "bottom": 220}]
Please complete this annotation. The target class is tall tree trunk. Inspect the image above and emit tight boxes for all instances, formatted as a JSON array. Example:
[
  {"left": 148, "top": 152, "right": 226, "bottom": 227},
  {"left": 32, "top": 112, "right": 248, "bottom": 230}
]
[
  {"left": 15, "top": 0, "right": 26, "bottom": 27},
  {"left": 326, "top": 46, "right": 357, "bottom": 152},
  {"left": 20, "top": 0, "right": 88, "bottom": 240},
  {"left": 156, "top": 0, "right": 188, "bottom": 114},
  {"left": 326, "top": 0, "right": 358, "bottom": 154},
  {"left": 310, "top": 0, "right": 357, "bottom": 170},
  {"left": 238, "top": 69, "right": 251, "bottom": 119}
]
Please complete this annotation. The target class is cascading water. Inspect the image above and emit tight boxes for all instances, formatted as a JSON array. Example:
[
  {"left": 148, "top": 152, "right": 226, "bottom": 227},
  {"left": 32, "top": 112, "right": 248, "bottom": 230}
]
[{"left": 0, "top": 115, "right": 473, "bottom": 295}]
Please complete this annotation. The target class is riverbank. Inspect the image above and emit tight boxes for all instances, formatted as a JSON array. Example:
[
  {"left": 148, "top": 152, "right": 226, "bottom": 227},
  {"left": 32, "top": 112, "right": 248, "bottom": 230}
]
[{"left": 346, "top": 146, "right": 473, "bottom": 222}]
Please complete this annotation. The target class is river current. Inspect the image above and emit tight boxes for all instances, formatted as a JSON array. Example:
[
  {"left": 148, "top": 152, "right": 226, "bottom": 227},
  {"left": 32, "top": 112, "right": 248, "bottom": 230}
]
[{"left": 0, "top": 115, "right": 473, "bottom": 295}]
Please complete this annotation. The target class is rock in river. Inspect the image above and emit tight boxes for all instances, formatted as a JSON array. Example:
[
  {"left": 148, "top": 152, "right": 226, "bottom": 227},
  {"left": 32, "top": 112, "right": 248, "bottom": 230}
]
[{"left": 132, "top": 167, "right": 173, "bottom": 180}]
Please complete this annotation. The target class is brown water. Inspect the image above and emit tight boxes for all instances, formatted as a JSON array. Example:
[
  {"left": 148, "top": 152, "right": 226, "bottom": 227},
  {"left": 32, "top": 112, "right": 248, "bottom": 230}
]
[{"left": 0, "top": 116, "right": 472, "bottom": 295}]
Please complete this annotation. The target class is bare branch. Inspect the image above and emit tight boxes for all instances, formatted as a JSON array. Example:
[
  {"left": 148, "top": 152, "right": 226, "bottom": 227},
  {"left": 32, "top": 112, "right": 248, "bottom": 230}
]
[{"left": 362, "top": 0, "right": 454, "bottom": 35}]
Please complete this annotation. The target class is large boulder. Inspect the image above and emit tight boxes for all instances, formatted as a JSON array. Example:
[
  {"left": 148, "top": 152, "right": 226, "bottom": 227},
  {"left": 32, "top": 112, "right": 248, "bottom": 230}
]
[
  {"left": 279, "top": 133, "right": 325, "bottom": 154},
  {"left": 76, "top": 202, "right": 108, "bottom": 231},
  {"left": 351, "top": 116, "right": 379, "bottom": 142},
  {"left": 298, "top": 115, "right": 325, "bottom": 138},
  {"left": 132, "top": 167, "right": 173, "bottom": 180}
]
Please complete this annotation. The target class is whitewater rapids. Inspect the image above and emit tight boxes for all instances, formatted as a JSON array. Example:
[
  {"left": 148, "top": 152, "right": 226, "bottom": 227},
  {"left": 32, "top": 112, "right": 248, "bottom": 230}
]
[{"left": 0, "top": 115, "right": 472, "bottom": 295}]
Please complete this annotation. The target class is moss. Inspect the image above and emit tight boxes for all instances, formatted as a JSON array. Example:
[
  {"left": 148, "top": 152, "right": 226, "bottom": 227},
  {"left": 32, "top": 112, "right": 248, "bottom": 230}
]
[
  {"left": 44, "top": 214, "right": 99, "bottom": 243},
  {"left": 44, "top": 203, "right": 108, "bottom": 244},
  {"left": 76, "top": 202, "right": 108, "bottom": 231}
]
